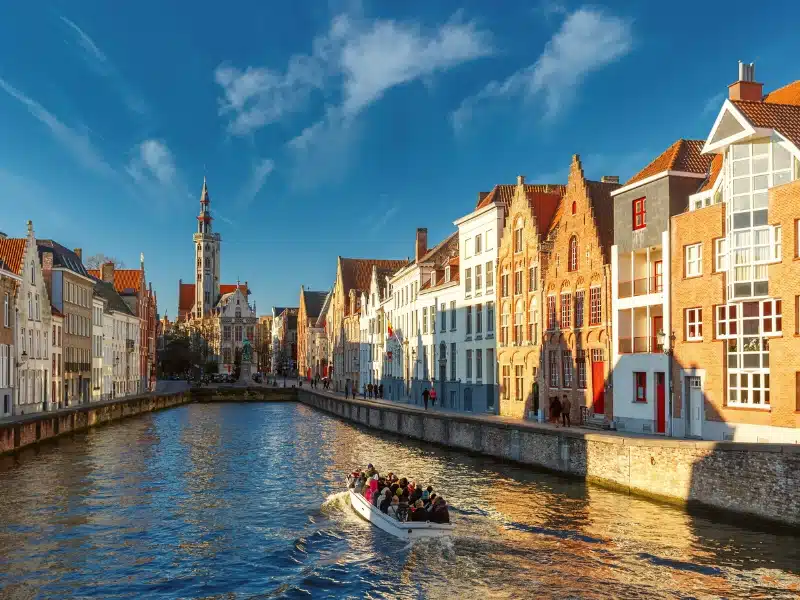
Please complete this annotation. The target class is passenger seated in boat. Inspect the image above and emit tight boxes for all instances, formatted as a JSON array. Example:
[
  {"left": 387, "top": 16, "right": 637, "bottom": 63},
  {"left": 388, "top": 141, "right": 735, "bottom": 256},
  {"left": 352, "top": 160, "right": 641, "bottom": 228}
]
[
  {"left": 421, "top": 490, "right": 430, "bottom": 506},
  {"left": 365, "top": 463, "right": 376, "bottom": 478},
  {"left": 409, "top": 500, "right": 427, "bottom": 522},
  {"left": 379, "top": 489, "right": 393, "bottom": 513},
  {"left": 348, "top": 470, "right": 361, "bottom": 488},
  {"left": 409, "top": 484, "right": 422, "bottom": 504},
  {"left": 429, "top": 497, "right": 450, "bottom": 524},
  {"left": 365, "top": 474, "right": 379, "bottom": 500},
  {"left": 387, "top": 495, "right": 400, "bottom": 518},
  {"left": 396, "top": 492, "right": 409, "bottom": 521}
]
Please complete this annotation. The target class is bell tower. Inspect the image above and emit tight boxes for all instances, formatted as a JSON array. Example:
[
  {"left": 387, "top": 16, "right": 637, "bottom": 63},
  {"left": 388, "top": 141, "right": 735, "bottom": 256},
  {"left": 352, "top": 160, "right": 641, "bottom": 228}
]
[{"left": 192, "top": 177, "right": 221, "bottom": 316}]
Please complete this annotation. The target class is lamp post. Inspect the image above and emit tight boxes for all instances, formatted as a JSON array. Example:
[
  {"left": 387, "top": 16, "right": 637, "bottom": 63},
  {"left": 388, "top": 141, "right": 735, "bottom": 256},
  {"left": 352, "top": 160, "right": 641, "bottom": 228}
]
[{"left": 657, "top": 329, "right": 677, "bottom": 437}]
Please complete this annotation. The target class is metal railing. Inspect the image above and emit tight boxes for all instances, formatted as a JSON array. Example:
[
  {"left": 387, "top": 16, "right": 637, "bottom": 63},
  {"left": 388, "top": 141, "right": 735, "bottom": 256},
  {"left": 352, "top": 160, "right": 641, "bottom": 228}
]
[
  {"left": 618, "top": 276, "right": 664, "bottom": 298},
  {"left": 618, "top": 337, "right": 663, "bottom": 354}
]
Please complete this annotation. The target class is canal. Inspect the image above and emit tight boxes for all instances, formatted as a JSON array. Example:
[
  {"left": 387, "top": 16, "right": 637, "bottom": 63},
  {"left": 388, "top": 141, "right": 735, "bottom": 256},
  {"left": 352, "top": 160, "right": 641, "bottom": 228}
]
[{"left": 0, "top": 402, "right": 797, "bottom": 599}]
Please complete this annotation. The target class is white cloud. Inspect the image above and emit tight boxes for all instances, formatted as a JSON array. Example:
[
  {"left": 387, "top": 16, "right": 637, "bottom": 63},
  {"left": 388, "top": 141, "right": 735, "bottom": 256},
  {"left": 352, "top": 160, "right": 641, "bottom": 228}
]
[
  {"left": 126, "top": 139, "right": 177, "bottom": 187},
  {"left": 702, "top": 92, "right": 725, "bottom": 117},
  {"left": 370, "top": 204, "right": 399, "bottom": 235},
  {"left": 452, "top": 7, "right": 632, "bottom": 129},
  {"left": 240, "top": 158, "right": 275, "bottom": 205},
  {"left": 60, "top": 15, "right": 148, "bottom": 115},
  {"left": 0, "top": 77, "right": 112, "bottom": 174}
]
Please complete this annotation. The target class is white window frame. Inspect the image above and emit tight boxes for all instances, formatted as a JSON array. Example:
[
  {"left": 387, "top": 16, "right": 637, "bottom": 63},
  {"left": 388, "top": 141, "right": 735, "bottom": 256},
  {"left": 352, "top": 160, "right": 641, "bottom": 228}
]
[
  {"left": 686, "top": 308, "right": 702, "bottom": 341},
  {"left": 685, "top": 243, "right": 702, "bottom": 277},
  {"left": 715, "top": 238, "right": 727, "bottom": 272},
  {"left": 465, "top": 268, "right": 472, "bottom": 295},
  {"left": 485, "top": 261, "right": 494, "bottom": 290}
]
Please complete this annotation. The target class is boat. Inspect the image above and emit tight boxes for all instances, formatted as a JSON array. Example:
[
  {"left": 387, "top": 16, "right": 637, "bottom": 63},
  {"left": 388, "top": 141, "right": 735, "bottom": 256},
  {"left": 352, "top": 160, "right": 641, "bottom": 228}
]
[{"left": 347, "top": 487, "right": 454, "bottom": 540}]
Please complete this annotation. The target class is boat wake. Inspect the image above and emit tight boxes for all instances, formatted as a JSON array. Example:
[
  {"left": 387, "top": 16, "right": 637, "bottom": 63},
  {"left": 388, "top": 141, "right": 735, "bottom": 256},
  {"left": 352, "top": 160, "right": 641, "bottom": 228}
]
[{"left": 321, "top": 490, "right": 351, "bottom": 512}]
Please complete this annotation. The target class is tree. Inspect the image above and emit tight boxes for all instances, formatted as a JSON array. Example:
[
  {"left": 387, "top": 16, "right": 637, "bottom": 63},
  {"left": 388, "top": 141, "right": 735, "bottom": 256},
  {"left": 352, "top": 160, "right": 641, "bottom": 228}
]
[
  {"left": 158, "top": 331, "right": 202, "bottom": 377},
  {"left": 85, "top": 254, "right": 126, "bottom": 269}
]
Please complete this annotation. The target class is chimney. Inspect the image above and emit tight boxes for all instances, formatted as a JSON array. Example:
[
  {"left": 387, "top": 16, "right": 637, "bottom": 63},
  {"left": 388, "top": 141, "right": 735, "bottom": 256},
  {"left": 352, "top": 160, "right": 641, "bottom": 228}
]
[
  {"left": 415, "top": 228, "right": 428, "bottom": 262},
  {"left": 102, "top": 261, "right": 115, "bottom": 284},
  {"left": 73, "top": 248, "right": 82, "bottom": 261},
  {"left": 601, "top": 176, "right": 620, "bottom": 184},
  {"left": 477, "top": 191, "right": 489, "bottom": 204},
  {"left": 517, "top": 175, "right": 526, "bottom": 185},
  {"left": 729, "top": 61, "right": 763, "bottom": 102}
]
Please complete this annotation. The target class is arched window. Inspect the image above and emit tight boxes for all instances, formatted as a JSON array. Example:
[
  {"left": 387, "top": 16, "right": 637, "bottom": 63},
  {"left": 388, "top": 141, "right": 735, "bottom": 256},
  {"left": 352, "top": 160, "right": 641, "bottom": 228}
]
[
  {"left": 568, "top": 236, "right": 578, "bottom": 272},
  {"left": 501, "top": 303, "right": 510, "bottom": 345},
  {"left": 514, "top": 300, "right": 523, "bottom": 344},
  {"left": 571, "top": 200, "right": 577, "bottom": 215},
  {"left": 529, "top": 297, "right": 539, "bottom": 342},
  {"left": 204, "top": 257, "right": 210, "bottom": 268},
  {"left": 30, "top": 260, "right": 35, "bottom": 284}
]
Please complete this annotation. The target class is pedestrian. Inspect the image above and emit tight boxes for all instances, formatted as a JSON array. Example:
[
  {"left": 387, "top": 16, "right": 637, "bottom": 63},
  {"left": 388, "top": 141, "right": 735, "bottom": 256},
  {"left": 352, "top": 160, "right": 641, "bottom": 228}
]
[
  {"left": 430, "top": 388, "right": 437, "bottom": 408},
  {"left": 368, "top": 383, "right": 373, "bottom": 398},
  {"left": 379, "top": 383, "right": 384, "bottom": 399},
  {"left": 561, "top": 394, "right": 571, "bottom": 427},
  {"left": 550, "top": 396, "right": 561, "bottom": 426},
  {"left": 422, "top": 387, "right": 430, "bottom": 410},
  {"left": 362, "top": 384, "right": 367, "bottom": 399}
]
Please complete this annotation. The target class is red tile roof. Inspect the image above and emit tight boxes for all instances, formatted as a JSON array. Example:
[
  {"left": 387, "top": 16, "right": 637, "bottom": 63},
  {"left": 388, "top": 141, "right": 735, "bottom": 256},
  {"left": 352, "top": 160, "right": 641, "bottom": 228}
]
[
  {"left": 625, "top": 140, "right": 712, "bottom": 186},
  {"left": 764, "top": 80, "right": 800, "bottom": 106},
  {"left": 220, "top": 284, "right": 248, "bottom": 295},
  {"left": 0, "top": 238, "right": 27, "bottom": 275},
  {"left": 698, "top": 154, "right": 723, "bottom": 193},
  {"left": 732, "top": 99, "right": 800, "bottom": 150},
  {"left": 87, "top": 269, "right": 143, "bottom": 295},
  {"left": 476, "top": 183, "right": 566, "bottom": 212},
  {"left": 178, "top": 283, "right": 248, "bottom": 314},
  {"left": 340, "top": 258, "right": 406, "bottom": 295}
]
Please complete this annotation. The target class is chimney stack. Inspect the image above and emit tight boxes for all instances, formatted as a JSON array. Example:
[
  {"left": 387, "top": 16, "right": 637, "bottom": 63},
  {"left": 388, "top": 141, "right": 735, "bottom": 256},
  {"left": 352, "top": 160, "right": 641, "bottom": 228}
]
[
  {"left": 102, "top": 261, "right": 115, "bottom": 284},
  {"left": 517, "top": 175, "right": 526, "bottom": 185},
  {"left": 415, "top": 228, "right": 428, "bottom": 262},
  {"left": 601, "top": 176, "right": 620, "bottom": 184},
  {"left": 729, "top": 61, "right": 763, "bottom": 102},
  {"left": 73, "top": 248, "right": 82, "bottom": 261},
  {"left": 477, "top": 191, "right": 489, "bottom": 204}
]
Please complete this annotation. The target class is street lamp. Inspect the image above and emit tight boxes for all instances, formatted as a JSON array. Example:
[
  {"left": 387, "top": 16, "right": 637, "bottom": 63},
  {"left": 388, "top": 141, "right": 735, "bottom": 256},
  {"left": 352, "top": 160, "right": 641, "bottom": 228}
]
[{"left": 657, "top": 329, "right": 677, "bottom": 436}]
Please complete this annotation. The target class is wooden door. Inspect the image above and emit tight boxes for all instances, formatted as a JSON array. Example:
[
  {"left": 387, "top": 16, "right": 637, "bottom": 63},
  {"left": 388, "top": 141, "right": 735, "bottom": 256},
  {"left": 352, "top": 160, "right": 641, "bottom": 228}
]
[
  {"left": 655, "top": 372, "right": 666, "bottom": 433},
  {"left": 591, "top": 361, "right": 605, "bottom": 415},
  {"left": 653, "top": 260, "right": 663, "bottom": 293}
]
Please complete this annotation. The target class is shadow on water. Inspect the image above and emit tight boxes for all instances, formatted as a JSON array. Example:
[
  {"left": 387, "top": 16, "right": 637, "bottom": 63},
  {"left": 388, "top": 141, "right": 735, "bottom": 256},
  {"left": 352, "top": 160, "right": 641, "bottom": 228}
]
[{"left": 0, "top": 402, "right": 798, "bottom": 600}]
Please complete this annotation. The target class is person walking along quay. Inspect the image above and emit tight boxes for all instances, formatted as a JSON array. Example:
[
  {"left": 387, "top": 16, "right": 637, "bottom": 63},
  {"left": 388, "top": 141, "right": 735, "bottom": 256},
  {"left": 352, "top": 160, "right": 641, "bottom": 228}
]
[{"left": 422, "top": 388, "right": 430, "bottom": 410}]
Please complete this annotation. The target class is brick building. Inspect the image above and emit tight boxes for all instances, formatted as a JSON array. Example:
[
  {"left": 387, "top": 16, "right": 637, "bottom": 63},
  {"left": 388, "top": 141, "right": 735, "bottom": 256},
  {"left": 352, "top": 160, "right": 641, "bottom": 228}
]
[
  {"left": 0, "top": 240, "right": 22, "bottom": 416},
  {"left": 671, "top": 64, "right": 800, "bottom": 442},
  {"left": 496, "top": 176, "right": 564, "bottom": 419},
  {"left": 297, "top": 287, "right": 328, "bottom": 380},
  {"left": 539, "top": 156, "right": 620, "bottom": 424}
]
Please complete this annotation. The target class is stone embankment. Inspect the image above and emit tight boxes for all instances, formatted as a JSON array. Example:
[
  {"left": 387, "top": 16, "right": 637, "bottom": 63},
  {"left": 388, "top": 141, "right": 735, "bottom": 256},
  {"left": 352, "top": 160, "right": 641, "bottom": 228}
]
[{"left": 297, "top": 390, "right": 800, "bottom": 528}]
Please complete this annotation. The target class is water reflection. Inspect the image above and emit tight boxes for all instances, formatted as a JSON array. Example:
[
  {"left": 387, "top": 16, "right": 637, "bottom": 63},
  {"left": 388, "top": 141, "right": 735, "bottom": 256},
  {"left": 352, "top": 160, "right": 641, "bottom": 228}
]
[{"left": 0, "top": 402, "right": 797, "bottom": 599}]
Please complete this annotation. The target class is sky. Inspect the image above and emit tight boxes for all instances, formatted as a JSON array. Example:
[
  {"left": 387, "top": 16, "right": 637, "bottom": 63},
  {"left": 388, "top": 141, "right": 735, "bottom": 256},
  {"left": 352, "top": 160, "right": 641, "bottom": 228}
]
[{"left": 1, "top": 0, "right": 799, "bottom": 318}]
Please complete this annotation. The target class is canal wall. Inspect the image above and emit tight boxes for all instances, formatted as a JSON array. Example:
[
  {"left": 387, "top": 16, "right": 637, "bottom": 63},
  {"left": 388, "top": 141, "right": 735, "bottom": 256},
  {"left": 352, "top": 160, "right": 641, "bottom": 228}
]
[{"left": 297, "top": 390, "right": 800, "bottom": 528}]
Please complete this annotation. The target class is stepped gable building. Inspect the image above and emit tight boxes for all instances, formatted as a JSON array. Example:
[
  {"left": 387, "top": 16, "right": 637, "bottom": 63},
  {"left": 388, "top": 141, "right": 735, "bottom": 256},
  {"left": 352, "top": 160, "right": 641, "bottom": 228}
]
[
  {"left": 671, "top": 63, "right": 800, "bottom": 443},
  {"left": 297, "top": 287, "right": 329, "bottom": 379},
  {"left": 609, "top": 140, "right": 713, "bottom": 435},
  {"left": 496, "top": 176, "right": 565, "bottom": 419},
  {"left": 329, "top": 256, "right": 406, "bottom": 392},
  {"left": 309, "top": 291, "right": 332, "bottom": 379},
  {"left": 539, "top": 156, "right": 620, "bottom": 425}
]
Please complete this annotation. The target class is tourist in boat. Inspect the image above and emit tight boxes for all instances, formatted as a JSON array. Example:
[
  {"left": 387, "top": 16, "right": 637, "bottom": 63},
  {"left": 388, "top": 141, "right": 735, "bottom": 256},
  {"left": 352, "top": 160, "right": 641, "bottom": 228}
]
[
  {"left": 429, "top": 497, "right": 450, "bottom": 524},
  {"left": 388, "top": 495, "right": 400, "bottom": 519},
  {"left": 410, "top": 500, "right": 427, "bottom": 521},
  {"left": 379, "top": 488, "right": 393, "bottom": 513},
  {"left": 409, "top": 483, "right": 422, "bottom": 504}
]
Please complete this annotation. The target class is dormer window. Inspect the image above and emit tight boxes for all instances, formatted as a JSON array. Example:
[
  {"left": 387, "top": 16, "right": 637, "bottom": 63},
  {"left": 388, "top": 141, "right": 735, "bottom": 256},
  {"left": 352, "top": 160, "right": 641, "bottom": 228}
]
[
  {"left": 445, "top": 266, "right": 451, "bottom": 282},
  {"left": 431, "top": 272, "right": 436, "bottom": 286}
]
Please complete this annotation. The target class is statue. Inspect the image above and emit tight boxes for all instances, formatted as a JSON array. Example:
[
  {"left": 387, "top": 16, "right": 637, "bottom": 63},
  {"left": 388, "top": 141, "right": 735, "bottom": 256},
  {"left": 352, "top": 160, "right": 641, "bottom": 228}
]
[{"left": 241, "top": 338, "right": 253, "bottom": 363}]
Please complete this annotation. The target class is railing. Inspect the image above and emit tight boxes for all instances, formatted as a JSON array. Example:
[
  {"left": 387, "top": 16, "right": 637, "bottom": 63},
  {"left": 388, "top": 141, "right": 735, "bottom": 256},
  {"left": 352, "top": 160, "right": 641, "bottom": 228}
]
[
  {"left": 618, "top": 337, "right": 663, "bottom": 354},
  {"left": 618, "top": 277, "right": 664, "bottom": 298}
]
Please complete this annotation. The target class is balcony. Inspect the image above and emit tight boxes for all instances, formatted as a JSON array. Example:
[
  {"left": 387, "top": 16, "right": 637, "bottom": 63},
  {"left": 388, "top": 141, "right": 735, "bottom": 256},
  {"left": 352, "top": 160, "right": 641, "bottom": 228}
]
[
  {"left": 618, "top": 277, "right": 663, "bottom": 299},
  {"left": 618, "top": 337, "right": 663, "bottom": 354}
]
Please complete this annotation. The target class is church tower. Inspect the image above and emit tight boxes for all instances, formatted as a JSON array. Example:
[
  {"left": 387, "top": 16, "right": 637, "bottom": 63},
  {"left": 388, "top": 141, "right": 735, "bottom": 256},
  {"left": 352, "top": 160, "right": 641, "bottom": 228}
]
[{"left": 192, "top": 177, "right": 221, "bottom": 316}]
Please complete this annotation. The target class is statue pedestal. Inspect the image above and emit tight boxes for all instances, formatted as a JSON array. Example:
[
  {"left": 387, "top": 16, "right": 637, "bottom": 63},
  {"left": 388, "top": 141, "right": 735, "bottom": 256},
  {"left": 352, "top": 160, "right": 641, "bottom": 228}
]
[{"left": 239, "top": 362, "right": 252, "bottom": 383}]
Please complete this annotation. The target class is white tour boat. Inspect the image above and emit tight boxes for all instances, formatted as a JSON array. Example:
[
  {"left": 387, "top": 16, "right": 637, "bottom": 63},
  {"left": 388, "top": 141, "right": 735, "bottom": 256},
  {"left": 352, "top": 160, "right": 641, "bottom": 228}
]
[{"left": 347, "top": 487, "right": 454, "bottom": 540}]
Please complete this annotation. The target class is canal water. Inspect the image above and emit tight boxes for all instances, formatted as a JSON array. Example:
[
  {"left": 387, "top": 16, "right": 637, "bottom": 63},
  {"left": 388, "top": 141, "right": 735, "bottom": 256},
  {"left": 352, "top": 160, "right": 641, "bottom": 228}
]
[{"left": 0, "top": 403, "right": 797, "bottom": 599}]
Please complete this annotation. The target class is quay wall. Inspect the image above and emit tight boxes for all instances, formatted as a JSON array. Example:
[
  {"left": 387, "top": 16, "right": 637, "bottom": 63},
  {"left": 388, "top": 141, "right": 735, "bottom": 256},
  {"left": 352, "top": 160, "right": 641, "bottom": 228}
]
[{"left": 297, "top": 390, "right": 800, "bottom": 527}]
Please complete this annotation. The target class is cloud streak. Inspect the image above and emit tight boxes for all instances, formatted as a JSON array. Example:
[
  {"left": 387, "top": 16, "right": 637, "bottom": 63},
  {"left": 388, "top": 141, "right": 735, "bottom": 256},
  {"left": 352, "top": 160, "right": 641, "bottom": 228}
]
[
  {"left": 452, "top": 7, "right": 632, "bottom": 130},
  {"left": 239, "top": 158, "right": 275, "bottom": 206},
  {"left": 0, "top": 77, "right": 112, "bottom": 175}
]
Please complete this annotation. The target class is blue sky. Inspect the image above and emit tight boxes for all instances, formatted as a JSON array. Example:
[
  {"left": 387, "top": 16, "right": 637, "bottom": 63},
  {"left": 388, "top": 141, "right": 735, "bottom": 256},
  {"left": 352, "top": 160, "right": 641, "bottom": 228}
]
[{"left": 1, "top": 0, "right": 798, "bottom": 317}]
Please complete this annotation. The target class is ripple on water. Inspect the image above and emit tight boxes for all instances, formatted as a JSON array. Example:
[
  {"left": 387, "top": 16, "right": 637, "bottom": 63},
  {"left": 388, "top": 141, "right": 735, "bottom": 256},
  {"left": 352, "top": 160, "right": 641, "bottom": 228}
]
[{"left": 0, "top": 402, "right": 798, "bottom": 600}]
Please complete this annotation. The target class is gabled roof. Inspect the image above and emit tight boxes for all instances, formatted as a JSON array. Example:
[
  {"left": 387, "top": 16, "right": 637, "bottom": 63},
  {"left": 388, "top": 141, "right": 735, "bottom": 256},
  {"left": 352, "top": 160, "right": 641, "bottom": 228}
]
[
  {"left": 179, "top": 283, "right": 195, "bottom": 313},
  {"left": 764, "top": 80, "right": 800, "bottom": 105},
  {"left": 698, "top": 154, "right": 723, "bottom": 193},
  {"left": 86, "top": 269, "right": 143, "bottom": 295},
  {"left": 731, "top": 99, "right": 800, "bottom": 149},
  {"left": 314, "top": 290, "right": 332, "bottom": 328},
  {"left": 476, "top": 183, "right": 566, "bottom": 213},
  {"left": 36, "top": 240, "right": 90, "bottom": 278},
  {"left": 0, "top": 238, "right": 27, "bottom": 275},
  {"left": 417, "top": 231, "right": 458, "bottom": 267},
  {"left": 302, "top": 290, "right": 328, "bottom": 319},
  {"left": 625, "top": 140, "right": 712, "bottom": 186},
  {"left": 92, "top": 278, "right": 134, "bottom": 316},
  {"left": 340, "top": 258, "right": 406, "bottom": 295},
  {"left": 585, "top": 180, "right": 620, "bottom": 257},
  {"left": 221, "top": 284, "right": 248, "bottom": 296}
]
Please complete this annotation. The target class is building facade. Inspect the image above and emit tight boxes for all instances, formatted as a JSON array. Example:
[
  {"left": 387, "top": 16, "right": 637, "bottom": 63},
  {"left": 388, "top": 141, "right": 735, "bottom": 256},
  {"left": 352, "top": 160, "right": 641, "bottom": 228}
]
[
  {"left": 217, "top": 287, "right": 257, "bottom": 375},
  {"left": 297, "top": 287, "right": 328, "bottom": 380},
  {"left": 51, "top": 309, "right": 63, "bottom": 408},
  {"left": 610, "top": 140, "right": 712, "bottom": 435},
  {"left": 539, "top": 157, "right": 619, "bottom": 425},
  {"left": 92, "top": 293, "right": 105, "bottom": 401},
  {"left": 0, "top": 247, "right": 21, "bottom": 417}
]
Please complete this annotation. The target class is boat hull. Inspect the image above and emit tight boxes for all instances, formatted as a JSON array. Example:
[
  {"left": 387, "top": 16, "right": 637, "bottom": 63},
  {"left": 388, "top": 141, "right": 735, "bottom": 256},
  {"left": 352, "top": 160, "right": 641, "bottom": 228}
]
[{"left": 348, "top": 490, "right": 454, "bottom": 540}]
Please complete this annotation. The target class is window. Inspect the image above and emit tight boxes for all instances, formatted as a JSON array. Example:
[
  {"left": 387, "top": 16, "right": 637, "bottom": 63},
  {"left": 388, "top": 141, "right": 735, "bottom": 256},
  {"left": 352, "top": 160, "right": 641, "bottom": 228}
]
[
  {"left": 560, "top": 293, "right": 572, "bottom": 329},
  {"left": 549, "top": 351, "right": 559, "bottom": 387},
  {"left": 30, "top": 260, "right": 35, "bottom": 284},
  {"left": 528, "top": 299, "right": 538, "bottom": 342},
  {"left": 632, "top": 198, "right": 646, "bottom": 230},
  {"left": 634, "top": 372, "right": 647, "bottom": 402},
  {"left": 223, "top": 326, "right": 231, "bottom": 341},
  {"left": 514, "top": 365, "right": 523, "bottom": 400},
  {"left": 571, "top": 200, "right": 577, "bottom": 215},
  {"left": 422, "top": 307, "right": 428, "bottom": 334},
  {"left": 514, "top": 227, "right": 523, "bottom": 253},
  {"left": 3, "top": 293, "right": 8, "bottom": 327},
  {"left": 450, "top": 301, "right": 456, "bottom": 329},
  {"left": 589, "top": 287, "right": 601, "bottom": 325},
  {"left": 450, "top": 343, "right": 457, "bottom": 380},
  {"left": 514, "top": 301, "right": 523, "bottom": 344},
  {"left": 528, "top": 265, "right": 537, "bottom": 292},
  {"left": 465, "top": 268, "right": 472, "bottom": 294},
  {"left": 547, "top": 295, "right": 556, "bottom": 330},
  {"left": 475, "top": 235, "right": 482, "bottom": 255},
  {"left": 577, "top": 350, "right": 586, "bottom": 389},
  {"left": 715, "top": 238, "right": 727, "bottom": 272},
  {"left": 685, "top": 243, "right": 702, "bottom": 277},
  {"left": 501, "top": 274, "right": 509, "bottom": 298},
  {"left": 440, "top": 303, "right": 446, "bottom": 332},
  {"left": 502, "top": 365, "right": 510, "bottom": 400},
  {"left": 568, "top": 237, "right": 578, "bottom": 271},
  {"left": 475, "top": 264, "right": 482, "bottom": 292},
  {"left": 487, "top": 349, "right": 494, "bottom": 385},
  {"left": 686, "top": 308, "right": 702, "bottom": 340},
  {"left": 476, "top": 304, "right": 483, "bottom": 334},
  {"left": 514, "top": 271, "right": 523, "bottom": 295},
  {"left": 466, "top": 349, "right": 473, "bottom": 380},
  {"left": 575, "top": 291, "right": 585, "bottom": 329},
  {"left": 476, "top": 350, "right": 482, "bottom": 381},
  {"left": 501, "top": 307, "right": 509, "bottom": 344},
  {"left": 487, "top": 302, "right": 495, "bottom": 334},
  {"left": 465, "top": 239, "right": 472, "bottom": 258},
  {"left": 465, "top": 306, "right": 472, "bottom": 335},
  {"left": 429, "top": 306, "right": 435, "bottom": 333},
  {"left": 486, "top": 261, "right": 494, "bottom": 289},
  {"left": 774, "top": 225, "right": 782, "bottom": 261}
]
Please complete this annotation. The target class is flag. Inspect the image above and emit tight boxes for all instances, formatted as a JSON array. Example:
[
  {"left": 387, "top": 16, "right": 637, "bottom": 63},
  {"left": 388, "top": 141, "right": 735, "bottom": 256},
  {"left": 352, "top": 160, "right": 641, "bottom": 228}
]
[{"left": 387, "top": 320, "right": 394, "bottom": 339}]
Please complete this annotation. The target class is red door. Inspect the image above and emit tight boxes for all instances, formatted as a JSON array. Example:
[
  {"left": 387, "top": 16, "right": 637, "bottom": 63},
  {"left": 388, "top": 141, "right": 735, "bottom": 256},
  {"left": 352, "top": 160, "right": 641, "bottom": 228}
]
[
  {"left": 591, "top": 361, "right": 605, "bottom": 415},
  {"left": 655, "top": 372, "right": 666, "bottom": 433}
]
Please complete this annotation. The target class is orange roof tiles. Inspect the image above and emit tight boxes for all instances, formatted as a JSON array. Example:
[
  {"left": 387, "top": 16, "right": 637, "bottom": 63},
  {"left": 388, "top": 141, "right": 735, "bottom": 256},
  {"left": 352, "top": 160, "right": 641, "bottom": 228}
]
[
  {"left": 476, "top": 183, "right": 566, "bottom": 211},
  {"left": 87, "top": 268, "right": 143, "bottom": 295},
  {"left": 625, "top": 140, "right": 712, "bottom": 186},
  {"left": 698, "top": 154, "right": 723, "bottom": 193},
  {"left": 764, "top": 80, "right": 800, "bottom": 106},
  {"left": 179, "top": 283, "right": 195, "bottom": 312},
  {"left": 220, "top": 284, "right": 248, "bottom": 295},
  {"left": 0, "top": 238, "right": 26, "bottom": 275},
  {"left": 340, "top": 258, "right": 406, "bottom": 295},
  {"left": 732, "top": 99, "right": 800, "bottom": 150}
]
